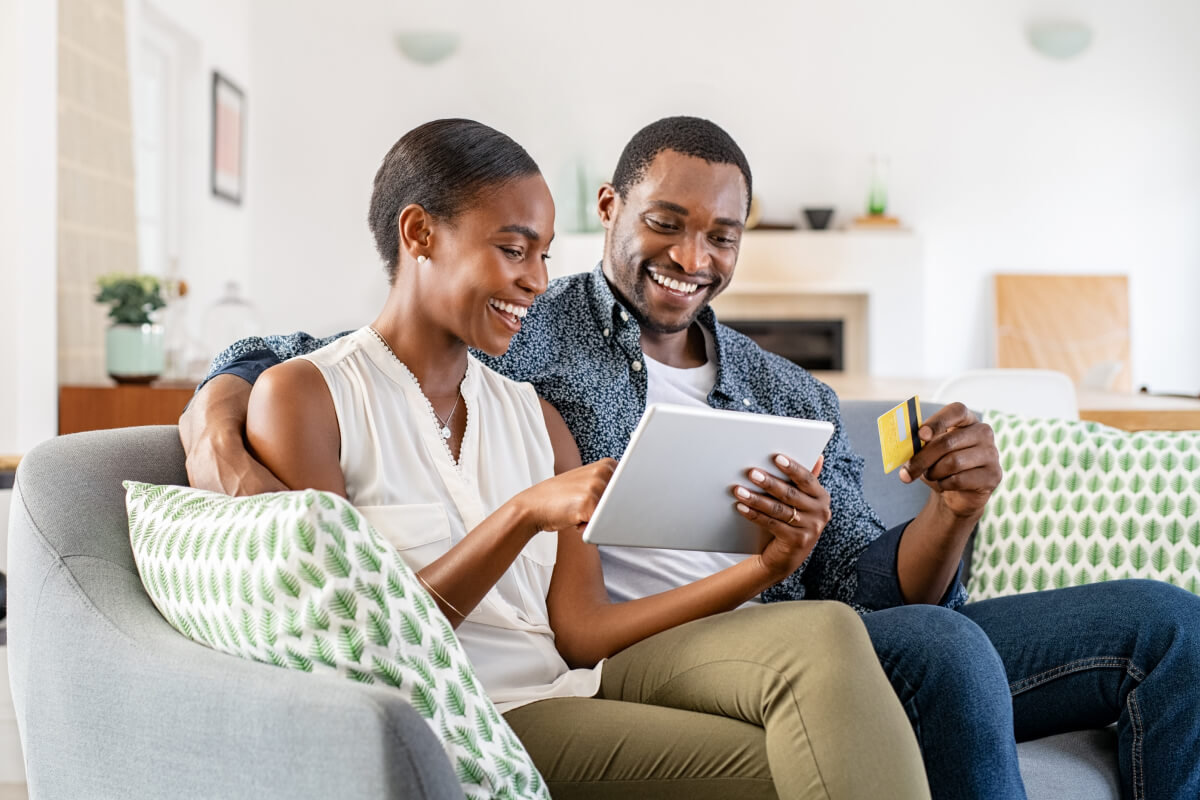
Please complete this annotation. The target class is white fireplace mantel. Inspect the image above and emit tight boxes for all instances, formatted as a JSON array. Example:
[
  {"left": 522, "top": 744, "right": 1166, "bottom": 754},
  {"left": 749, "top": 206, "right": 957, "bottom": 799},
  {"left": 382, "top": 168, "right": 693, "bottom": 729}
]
[{"left": 551, "top": 230, "right": 925, "bottom": 377}]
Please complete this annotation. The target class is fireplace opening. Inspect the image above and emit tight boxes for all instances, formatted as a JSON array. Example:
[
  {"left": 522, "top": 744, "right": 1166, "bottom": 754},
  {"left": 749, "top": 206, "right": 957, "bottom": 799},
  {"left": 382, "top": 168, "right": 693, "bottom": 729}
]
[{"left": 722, "top": 319, "right": 844, "bottom": 372}]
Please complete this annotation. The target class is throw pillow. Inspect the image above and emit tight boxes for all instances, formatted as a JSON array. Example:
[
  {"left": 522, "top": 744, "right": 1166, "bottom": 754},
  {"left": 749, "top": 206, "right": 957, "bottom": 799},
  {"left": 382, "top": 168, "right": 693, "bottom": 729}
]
[
  {"left": 968, "top": 412, "right": 1200, "bottom": 602},
  {"left": 125, "top": 482, "right": 548, "bottom": 800}
]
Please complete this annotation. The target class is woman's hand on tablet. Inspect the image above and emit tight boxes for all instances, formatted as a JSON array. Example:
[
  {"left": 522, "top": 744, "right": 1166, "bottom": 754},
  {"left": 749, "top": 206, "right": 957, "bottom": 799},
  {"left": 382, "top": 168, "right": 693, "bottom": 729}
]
[
  {"left": 514, "top": 458, "right": 617, "bottom": 536},
  {"left": 733, "top": 454, "right": 831, "bottom": 579}
]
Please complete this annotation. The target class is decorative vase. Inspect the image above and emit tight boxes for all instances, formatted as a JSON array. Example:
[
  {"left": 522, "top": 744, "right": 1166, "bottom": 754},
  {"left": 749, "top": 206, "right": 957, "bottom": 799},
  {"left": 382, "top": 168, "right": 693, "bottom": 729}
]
[
  {"left": 106, "top": 323, "right": 165, "bottom": 383},
  {"left": 867, "top": 155, "right": 889, "bottom": 216}
]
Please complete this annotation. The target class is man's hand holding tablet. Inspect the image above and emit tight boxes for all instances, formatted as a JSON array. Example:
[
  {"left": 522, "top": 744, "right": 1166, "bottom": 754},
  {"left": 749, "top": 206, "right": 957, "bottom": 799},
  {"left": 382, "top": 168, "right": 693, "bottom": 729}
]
[
  {"left": 582, "top": 404, "right": 834, "bottom": 558},
  {"left": 732, "top": 452, "right": 832, "bottom": 580}
]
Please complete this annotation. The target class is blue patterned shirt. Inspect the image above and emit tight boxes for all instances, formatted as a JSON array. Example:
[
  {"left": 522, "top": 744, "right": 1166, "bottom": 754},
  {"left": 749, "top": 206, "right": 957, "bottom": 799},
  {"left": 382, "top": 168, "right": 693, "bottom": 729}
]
[{"left": 204, "top": 265, "right": 966, "bottom": 612}]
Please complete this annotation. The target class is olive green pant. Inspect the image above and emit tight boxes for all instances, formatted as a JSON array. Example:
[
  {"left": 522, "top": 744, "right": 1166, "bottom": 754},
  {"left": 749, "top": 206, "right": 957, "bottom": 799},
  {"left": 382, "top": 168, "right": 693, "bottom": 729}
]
[{"left": 504, "top": 602, "right": 929, "bottom": 800}]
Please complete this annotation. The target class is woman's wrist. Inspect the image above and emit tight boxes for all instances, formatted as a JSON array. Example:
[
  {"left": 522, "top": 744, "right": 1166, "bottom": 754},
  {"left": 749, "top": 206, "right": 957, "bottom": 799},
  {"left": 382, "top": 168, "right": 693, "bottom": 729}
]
[{"left": 501, "top": 493, "right": 546, "bottom": 542}]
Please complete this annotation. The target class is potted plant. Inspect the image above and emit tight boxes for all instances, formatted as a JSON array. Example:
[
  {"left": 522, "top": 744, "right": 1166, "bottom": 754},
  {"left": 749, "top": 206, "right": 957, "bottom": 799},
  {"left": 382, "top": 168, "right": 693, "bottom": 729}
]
[{"left": 95, "top": 273, "right": 167, "bottom": 383}]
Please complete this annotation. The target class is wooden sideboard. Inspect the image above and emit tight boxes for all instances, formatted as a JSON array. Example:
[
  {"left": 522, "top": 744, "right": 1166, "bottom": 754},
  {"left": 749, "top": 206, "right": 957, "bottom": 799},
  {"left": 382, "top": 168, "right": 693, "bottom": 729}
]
[{"left": 59, "top": 383, "right": 196, "bottom": 435}]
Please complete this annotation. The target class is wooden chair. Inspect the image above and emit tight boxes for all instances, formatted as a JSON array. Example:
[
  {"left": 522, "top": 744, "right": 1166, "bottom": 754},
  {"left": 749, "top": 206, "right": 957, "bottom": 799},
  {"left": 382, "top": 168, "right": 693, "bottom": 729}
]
[{"left": 993, "top": 274, "right": 1130, "bottom": 391}]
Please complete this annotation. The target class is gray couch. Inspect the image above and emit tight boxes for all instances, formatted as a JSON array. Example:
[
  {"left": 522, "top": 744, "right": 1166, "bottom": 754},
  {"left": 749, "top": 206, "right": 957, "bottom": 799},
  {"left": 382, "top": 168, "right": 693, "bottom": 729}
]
[{"left": 6, "top": 401, "right": 1121, "bottom": 798}]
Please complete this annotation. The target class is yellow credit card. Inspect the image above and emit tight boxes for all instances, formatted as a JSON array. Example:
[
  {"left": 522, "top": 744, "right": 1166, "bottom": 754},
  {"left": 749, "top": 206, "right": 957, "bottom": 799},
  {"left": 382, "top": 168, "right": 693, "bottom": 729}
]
[{"left": 877, "top": 395, "right": 923, "bottom": 474}]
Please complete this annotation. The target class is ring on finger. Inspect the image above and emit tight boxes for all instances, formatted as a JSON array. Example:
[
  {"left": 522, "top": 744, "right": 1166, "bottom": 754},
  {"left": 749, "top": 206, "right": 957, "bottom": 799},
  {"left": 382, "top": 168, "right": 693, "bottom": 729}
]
[{"left": 788, "top": 506, "right": 801, "bottom": 526}]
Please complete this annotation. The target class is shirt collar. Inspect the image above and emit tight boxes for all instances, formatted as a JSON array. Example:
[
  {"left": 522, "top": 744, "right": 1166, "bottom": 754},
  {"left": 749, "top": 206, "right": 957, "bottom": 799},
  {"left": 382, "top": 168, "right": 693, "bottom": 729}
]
[{"left": 583, "top": 262, "right": 754, "bottom": 399}]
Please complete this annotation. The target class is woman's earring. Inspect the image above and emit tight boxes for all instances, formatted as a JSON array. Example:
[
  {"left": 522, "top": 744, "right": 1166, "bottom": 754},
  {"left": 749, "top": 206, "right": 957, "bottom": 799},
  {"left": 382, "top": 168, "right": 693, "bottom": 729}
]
[{"left": 417, "top": 255, "right": 428, "bottom": 264}]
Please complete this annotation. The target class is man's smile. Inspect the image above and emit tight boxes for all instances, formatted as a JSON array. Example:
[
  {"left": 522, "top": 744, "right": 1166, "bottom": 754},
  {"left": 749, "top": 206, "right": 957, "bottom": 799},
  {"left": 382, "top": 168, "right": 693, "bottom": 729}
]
[{"left": 645, "top": 265, "right": 711, "bottom": 301}]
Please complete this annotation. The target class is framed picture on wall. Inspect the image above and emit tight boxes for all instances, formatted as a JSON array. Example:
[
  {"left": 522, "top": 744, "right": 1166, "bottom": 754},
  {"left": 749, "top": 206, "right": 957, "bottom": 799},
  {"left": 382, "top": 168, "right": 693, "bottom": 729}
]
[{"left": 211, "top": 71, "right": 245, "bottom": 204}]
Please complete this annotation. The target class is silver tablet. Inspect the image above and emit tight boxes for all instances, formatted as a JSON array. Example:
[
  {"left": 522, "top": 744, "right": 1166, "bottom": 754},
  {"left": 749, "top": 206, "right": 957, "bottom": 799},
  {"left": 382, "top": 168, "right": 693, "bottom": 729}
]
[{"left": 582, "top": 403, "right": 834, "bottom": 554}]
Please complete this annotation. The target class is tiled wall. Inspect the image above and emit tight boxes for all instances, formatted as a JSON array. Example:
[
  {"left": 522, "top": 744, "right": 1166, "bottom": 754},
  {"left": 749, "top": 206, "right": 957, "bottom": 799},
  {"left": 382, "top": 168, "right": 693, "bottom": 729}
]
[{"left": 57, "top": 0, "right": 138, "bottom": 385}]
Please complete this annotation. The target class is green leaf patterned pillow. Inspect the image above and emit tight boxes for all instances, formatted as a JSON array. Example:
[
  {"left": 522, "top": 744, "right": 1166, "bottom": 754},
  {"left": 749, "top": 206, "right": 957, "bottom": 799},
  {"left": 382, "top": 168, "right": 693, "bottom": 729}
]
[
  {"left": 124, "top": 482, "right": 549, "bottom": 800},
  {"left": 969, "top": 413, "right": 1200, "bottom": 602}
]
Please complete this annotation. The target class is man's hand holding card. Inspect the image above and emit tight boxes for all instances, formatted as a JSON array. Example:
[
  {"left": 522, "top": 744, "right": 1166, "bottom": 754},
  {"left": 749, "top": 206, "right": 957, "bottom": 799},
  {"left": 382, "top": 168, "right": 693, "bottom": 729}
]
[{"left": 879, "top": 397, "right": 1003, "bottom": 521}]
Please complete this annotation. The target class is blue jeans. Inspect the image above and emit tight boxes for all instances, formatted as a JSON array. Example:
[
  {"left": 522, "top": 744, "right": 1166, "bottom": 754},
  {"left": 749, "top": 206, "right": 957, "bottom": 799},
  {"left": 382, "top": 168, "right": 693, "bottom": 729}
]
[{"left": 862, "top": 579, "right": 1200, "bottom": 800}]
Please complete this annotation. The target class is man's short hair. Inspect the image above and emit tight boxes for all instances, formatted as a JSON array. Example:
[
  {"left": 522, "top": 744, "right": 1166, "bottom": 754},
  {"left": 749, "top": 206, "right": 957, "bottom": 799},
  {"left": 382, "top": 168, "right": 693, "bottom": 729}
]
[{"left": 610, "top": 116, "right": 753, "bottom": 216}]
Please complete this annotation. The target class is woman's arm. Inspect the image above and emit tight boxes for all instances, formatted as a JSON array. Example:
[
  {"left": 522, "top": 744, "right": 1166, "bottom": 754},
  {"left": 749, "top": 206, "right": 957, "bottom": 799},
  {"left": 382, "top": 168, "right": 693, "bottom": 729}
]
[
  {"left": 245, "top": 360, "right": 347, "bottom": 496},
  {"left": 248, "top": 363, "right": 614, "bottom": 628},
  {"left": 542, "top": 399, "right": 825, "bottom": 668}
]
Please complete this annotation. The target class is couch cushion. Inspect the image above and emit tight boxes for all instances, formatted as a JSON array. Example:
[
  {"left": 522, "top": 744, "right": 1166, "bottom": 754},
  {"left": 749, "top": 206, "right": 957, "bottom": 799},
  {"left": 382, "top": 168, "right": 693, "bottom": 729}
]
[
  {"left": 125, "top": 482, "right": 549, "bottom": 800},
  {"left": 969, "top": 412, "right": 1200, "bottom": 601}
]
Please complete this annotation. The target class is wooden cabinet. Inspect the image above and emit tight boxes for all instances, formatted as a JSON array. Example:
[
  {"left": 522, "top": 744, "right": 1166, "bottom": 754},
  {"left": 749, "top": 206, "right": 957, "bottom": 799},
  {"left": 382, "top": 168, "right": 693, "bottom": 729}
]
[{"left": 59, "top": 383, "right": 196, "bottom": 435}]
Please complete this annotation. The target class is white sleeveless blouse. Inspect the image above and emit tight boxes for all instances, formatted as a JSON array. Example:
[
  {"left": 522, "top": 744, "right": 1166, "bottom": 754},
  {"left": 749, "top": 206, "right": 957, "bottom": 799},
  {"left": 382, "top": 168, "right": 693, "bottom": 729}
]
[{"left": 300, "top": 327, "right": 602, "bottom": 712}]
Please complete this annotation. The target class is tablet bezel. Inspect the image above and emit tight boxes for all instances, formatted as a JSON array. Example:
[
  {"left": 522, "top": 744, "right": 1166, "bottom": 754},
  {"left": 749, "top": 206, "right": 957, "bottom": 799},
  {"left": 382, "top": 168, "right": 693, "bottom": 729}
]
[{"left": 581, "top": 403, "right": 834, "bottom": 554}]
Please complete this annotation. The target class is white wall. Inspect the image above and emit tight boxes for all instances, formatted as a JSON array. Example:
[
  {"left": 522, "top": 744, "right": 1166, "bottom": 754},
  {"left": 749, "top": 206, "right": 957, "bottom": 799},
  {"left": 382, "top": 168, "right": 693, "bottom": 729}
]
[
  {"left": 129, "top": 0, "right": 253, "bottom": 365},
  {"left": 241, "top": 0, "right": 1200, "bottom": 389},
  {"left": 0, "top": 0, "right": 58, "bottom": 454}
]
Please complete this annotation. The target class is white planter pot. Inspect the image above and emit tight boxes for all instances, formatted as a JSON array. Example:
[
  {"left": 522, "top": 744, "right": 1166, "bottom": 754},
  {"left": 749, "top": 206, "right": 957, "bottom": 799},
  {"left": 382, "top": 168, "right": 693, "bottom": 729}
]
[{"left": 106, "top": 323, "right": 165, "bottom": 383}]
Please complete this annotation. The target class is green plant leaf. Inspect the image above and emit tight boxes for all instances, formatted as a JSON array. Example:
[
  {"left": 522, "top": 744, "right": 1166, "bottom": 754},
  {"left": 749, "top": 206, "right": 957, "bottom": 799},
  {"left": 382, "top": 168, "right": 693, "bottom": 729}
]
[
  {"left": 258, "top": 571, "right": 276, "bottom": 605},
  {"left": 331, "top": 589, "right": 358, "bottom": 620},
  {"left": 305, "top": 599, "right": 331, "bottom": 632},
  {"left": 240, "top": 608, "right": 258, "bottom": 648},
  {"left": 358, "top": 580, "right": 388, "bottom": 613},
  {"left": 446, "top": 681, "right": 468, "bottom": 718},
  {"left": 456, "top": 756, "right": 487, "bottom": 786},
  {"left": 277, "top": 568, "right": 301, "bottom": 598},
  {"left": 371, "top": 656, "right": 404, "bottom": 688},
  {"left": 310, "top": 635, "right": 337, "bottom": 668},
  {"left": 431, "top": 638, "right": 453, "bottom": 671},
  {"left": 260, "top": 607, "right": 278, "bottom": 647},
  {"left": 337, "top": 625, "right": 365, "bottom": 663},
  {"left": 347, "top": 668, "right": 375, "bottom": 685},
  {"left": 1023, "top": 540, "right": 1041, "bottom": 564},
  {"left": 475, "top": 706, "right": 494, "bottom": 743},
  {"left": 283, "top": 607, "right": 303, "bottom": 638},
  {"left": 285, "top": 646, "right": 313, "bottom": 672},
  {"left": 386, "top": 570, "right": 408, "bottom": 600},
  {"left": 411, "top": 681, "right": 438, "bottom": 719},
  {"left": 400, "top": 612, "right": 424, "bottom": 646},
  {"left": 1151, "top": 546, "right": 1168, "bottom": 572},
  {"left": 355, "top": 542, "right": 382, "bottom": 573},
  {"left": 296, "top": 520, "right": 316, "bottom": 554},
  {"left": 319, "top": 520, "right": 346, "bottom": 552},
  {"left": 325, "top": 545, "right": 352, "bottom": 579},
  {"left": 366, "top": 610, "right": 391, "bottom": 647},
  {"left": 299, "top": 560, "right": 326, "bottom": 589}
]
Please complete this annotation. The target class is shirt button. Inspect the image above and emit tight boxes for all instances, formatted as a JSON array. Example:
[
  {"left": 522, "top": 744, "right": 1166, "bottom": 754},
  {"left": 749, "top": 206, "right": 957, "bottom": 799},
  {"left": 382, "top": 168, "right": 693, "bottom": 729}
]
[
  {"left": 631, "top": 360, "right": 643, "bottom": 372},
  {"left": 620, "top": 311, "right": 629, "bottom": 322},
  {"left": 603, "top": 328, "right": 611, "bottom": 337},
  {"left": 743, "top": 398, "right": 752, "bottom": 407}
]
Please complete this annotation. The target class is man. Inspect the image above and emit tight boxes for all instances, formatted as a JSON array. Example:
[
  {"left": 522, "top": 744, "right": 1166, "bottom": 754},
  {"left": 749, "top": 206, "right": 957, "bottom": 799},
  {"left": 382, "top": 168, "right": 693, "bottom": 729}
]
[{"left": 182, "top": 117, "right": 1200, "bottom": 800}]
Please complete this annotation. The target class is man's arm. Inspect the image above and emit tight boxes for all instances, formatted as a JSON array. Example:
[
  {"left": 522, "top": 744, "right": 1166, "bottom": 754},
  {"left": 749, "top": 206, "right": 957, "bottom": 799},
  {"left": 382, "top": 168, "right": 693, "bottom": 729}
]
[
  {"left": 894, "top": 402, "right": 1001, "bottom": 604},
  {"left": 180, "top": 331, "right": 350, "bottom": 494},
  {"left": 180, "top": 374, "right": 287, "bottom": 495},
  {"left": 760, "top": 377, "right": 975, "bottom": 612}
]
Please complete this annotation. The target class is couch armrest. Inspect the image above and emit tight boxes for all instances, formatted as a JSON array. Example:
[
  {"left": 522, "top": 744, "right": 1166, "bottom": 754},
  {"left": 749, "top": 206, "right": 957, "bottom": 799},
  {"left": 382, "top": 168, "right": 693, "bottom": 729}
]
[{"left": 8, "top": 433, "right": 461, "bottom": 799}]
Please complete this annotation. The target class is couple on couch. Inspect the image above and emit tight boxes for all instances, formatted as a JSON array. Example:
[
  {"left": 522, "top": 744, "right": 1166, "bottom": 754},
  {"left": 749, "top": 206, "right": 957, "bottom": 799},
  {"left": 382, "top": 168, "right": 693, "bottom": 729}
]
[{"left": 181, "top": 116, "right": 1200, "bottom": 799}]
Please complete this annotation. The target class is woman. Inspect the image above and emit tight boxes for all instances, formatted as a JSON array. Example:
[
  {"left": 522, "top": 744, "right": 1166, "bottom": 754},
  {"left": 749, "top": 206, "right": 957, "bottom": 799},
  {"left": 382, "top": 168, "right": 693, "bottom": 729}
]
[{"left": 246, "top": 119, "right": 928, "bottom": 799}]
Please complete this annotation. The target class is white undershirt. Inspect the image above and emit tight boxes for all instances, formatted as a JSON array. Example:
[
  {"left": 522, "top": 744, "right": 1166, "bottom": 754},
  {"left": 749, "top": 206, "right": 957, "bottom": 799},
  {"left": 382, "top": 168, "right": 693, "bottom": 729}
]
[{"left": 599, "top": 327, "right": 762, "bottom": 606}]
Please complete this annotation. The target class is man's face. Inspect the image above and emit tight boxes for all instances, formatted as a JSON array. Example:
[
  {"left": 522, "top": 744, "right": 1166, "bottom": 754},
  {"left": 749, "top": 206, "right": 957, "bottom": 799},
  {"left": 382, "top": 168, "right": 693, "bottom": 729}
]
[{"left": 599, "top": 150, "right": 747, "bottom": 335}]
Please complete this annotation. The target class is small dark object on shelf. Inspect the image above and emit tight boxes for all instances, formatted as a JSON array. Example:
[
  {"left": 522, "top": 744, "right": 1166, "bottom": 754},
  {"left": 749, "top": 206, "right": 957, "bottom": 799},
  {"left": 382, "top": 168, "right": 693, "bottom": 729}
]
[{"left": 803, "top": 207, "right": 834, "bottom": 230}]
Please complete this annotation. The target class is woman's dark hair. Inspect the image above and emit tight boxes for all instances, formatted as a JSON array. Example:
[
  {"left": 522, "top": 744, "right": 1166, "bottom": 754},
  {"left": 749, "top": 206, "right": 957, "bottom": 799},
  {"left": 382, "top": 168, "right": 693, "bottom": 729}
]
[
  {"left": 368, "top": 119, "right": 540, "bottom": 282},
  {"left": 611, "top": 116, "right": 753, "bottom": 215}
]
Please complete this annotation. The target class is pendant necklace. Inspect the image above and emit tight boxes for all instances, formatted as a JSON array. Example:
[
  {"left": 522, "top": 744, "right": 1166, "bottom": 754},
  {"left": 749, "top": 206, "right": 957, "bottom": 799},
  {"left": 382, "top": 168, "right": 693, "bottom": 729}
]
[
  {"left": 368, "top": 326, "right": 463, "bottom": 442},
  {"left": 432, "top": 392, "right": 460, "bottom": 440}
]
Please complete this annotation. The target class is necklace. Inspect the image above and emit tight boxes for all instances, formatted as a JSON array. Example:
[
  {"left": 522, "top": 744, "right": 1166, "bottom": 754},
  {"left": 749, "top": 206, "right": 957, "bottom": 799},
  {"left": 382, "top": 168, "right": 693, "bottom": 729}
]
[
  {"left": 368, "top": 326, "right": 463, "bottom": 441},
  {"left": 431, "top": 391, "right": 460, "bottom": 440}
]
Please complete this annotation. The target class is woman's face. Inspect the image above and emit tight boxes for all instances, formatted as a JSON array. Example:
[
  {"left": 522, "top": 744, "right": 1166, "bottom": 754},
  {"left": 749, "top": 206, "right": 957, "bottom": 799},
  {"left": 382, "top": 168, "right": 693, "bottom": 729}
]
[{"left": 422, "top": 174, "right": 555, "bottom": 356}]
